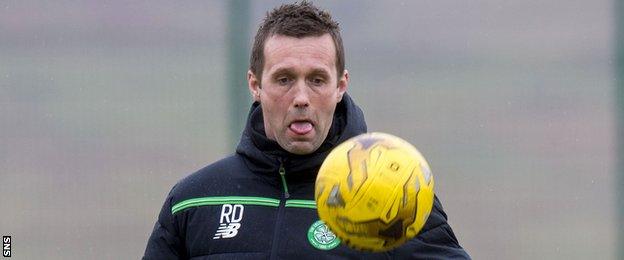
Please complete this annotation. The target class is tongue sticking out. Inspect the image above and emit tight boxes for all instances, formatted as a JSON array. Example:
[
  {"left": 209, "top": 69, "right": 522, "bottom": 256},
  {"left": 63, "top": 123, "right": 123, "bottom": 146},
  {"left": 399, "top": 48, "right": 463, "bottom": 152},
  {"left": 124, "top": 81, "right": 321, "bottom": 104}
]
[{"left": 289, "top": 121, "right": 313, "bottom": 135}]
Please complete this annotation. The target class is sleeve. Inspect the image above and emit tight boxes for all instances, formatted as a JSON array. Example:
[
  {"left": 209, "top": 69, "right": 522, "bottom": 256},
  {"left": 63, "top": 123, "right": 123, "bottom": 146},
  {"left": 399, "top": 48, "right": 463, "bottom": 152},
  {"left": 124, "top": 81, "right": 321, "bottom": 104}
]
[
  {"left": 143, "top": 187, "right": 186, "bottom": 260},
  {"left": 389, "top": 195, "right": 471, "bottom": 259}
]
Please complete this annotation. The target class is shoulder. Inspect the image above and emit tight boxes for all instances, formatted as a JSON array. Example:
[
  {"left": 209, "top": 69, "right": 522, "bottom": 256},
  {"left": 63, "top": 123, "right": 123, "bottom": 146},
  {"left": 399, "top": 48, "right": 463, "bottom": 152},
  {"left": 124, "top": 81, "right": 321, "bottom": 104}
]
[
  {"left": 167, "top": 154, "right": 249, "bottom": 203},
  {"left": 389, "top": 195, "right": 470, "bottom": 259}
]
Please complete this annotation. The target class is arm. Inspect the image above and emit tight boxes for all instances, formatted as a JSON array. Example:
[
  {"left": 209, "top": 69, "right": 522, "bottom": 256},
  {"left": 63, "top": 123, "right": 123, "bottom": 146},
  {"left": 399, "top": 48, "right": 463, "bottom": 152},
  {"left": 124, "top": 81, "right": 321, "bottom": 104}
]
[
  {"left": 143, "top": 189, "right": 186, "bottom": 260},
  {"left": 389, "top": 195, "right": 470, "bottom": 259}
]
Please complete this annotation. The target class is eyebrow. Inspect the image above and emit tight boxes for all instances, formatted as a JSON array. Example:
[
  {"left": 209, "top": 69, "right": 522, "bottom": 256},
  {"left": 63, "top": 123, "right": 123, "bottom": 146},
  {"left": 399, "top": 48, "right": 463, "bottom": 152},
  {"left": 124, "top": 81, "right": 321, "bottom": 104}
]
[
  {"left": 270, "top": 67, "right": 331, "bottom": 77},
  {"left": 309, "top": 68, "right": 330, "bottom": 77},
  {"left": 271, "top": 67, "right": 296, "bottom": 77}
]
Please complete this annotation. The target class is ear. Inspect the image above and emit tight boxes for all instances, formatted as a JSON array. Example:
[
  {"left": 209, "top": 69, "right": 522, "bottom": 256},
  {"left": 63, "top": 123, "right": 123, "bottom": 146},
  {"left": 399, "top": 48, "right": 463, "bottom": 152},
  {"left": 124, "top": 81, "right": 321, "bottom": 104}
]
[
  {"left": 336, "top": 69, "right": 349, "bottom": 102},
  {"left": 247, "top": 70, "right": 261, "bottom": 102}
]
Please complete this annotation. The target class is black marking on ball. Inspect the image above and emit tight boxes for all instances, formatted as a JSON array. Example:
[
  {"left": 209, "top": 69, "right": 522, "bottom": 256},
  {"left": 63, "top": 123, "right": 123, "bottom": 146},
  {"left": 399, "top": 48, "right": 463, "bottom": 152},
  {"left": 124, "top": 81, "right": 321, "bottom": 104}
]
[
  {"left": 404, "top": 188, "right": 421, "bottom": 237},
  {"left": 327, "top": 184, "right": 346, "bottom": 207},
  {"left": 345, "top": 142, "right": 357, "bottom": 191},
  {"left": 357, "top": 136, "right": 382, "bottom": 149},
  {"left": 345, "top": 142, "right": 369, "bottom": 195},
  {"left": 389, "top": 162, "right": 400, "bottom": 172},
  {"left": 402, "top": 169, "right": 415, "bottom": 207},
  {"left": 316, "top": 184, "right": 325, "bottom": 199},
  {"left": 378, "top": 219, "right": 404, "bottom": 239},
  {"left": 347, "top": 171, "right": 354, "bottom": 190}
]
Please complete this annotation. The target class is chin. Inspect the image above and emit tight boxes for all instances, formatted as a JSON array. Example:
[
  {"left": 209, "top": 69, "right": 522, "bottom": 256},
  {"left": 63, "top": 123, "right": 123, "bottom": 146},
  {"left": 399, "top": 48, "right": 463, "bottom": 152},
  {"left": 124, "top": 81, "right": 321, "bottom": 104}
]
[
  {"left": 285, "top": 143, "right": 318, "bottom": 155},
  {"left": 287, "top": 147, "right": 314, "bottom": 155}
]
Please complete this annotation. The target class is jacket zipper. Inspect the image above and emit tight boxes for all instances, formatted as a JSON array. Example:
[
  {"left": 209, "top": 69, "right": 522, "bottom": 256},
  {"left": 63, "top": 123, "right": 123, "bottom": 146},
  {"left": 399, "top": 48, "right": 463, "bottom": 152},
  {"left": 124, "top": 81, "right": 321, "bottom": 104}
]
[
  {"left": 270, "top": 162, "right": 288, "bottom": 260},
  {"left": 279, "top": 164, "right": 290, "bottom": 199}
]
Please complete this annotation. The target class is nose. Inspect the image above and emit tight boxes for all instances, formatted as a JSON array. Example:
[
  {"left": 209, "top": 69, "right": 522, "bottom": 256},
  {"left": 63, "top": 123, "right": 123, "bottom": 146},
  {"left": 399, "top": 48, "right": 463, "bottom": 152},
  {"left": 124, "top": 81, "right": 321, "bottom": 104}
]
[{"left": 292, "top": 81, "right": 310, "bottom": 109}]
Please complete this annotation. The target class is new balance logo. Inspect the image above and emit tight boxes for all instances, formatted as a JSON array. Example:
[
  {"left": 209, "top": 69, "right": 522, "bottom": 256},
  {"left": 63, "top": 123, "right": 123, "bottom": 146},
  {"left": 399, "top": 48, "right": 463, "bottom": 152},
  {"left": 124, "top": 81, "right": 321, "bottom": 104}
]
[{"left": 213, "top": 204, "right": 244, "bottom": 239}]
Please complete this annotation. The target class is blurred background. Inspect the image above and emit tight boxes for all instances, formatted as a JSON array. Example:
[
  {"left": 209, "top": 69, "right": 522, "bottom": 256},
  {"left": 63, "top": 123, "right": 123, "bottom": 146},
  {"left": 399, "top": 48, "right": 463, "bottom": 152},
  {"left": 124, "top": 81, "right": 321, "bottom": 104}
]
[{"left": 0, "top": 0, "right": 617, "bottom": 259}]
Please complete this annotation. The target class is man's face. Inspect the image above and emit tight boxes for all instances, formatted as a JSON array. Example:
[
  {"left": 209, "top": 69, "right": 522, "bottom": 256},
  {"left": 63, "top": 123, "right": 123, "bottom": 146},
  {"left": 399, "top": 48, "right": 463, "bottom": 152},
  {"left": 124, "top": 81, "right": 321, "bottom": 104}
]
[{"left": 247, "top": 34, "right": 348, "bottom": 155}]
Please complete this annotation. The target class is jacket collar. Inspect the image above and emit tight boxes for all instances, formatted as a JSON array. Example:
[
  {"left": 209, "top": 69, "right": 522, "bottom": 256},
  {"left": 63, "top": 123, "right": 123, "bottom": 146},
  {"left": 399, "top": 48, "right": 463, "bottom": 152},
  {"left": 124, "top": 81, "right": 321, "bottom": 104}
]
[{"left": 235, "top": 94, "right": 367, "bottom": 182}]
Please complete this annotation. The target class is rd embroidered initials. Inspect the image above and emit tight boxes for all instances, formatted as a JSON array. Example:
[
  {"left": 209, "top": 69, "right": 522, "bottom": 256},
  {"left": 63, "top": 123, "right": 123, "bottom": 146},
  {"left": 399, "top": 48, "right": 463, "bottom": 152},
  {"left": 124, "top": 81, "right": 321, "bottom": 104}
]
[{"left": 213, "top": 204, "right": 244, "bottom": 239}]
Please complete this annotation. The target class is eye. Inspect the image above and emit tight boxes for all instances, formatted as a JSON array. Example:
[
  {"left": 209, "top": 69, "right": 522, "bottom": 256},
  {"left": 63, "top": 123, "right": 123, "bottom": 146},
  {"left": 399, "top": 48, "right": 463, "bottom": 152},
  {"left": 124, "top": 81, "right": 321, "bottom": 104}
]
[
  {"left": 310, "top": 77, "right": 325, "bottom": 86},
  {"left": 277, "top": 77, "right": 291, "bottom": 86}
]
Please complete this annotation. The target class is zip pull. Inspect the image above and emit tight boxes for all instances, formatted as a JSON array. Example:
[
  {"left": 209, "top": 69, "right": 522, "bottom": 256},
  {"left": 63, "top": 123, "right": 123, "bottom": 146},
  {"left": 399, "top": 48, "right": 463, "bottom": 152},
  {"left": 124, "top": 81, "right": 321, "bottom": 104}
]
[{"left": 279, "top": 164, "right": 290, "bottom": 199}]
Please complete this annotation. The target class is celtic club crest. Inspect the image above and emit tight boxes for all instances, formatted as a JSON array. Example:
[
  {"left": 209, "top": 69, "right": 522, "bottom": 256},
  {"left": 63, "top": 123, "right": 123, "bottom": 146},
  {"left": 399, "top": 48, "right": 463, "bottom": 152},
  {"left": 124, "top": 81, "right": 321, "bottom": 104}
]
[{"left": 307, "top": 220, "right": 341, "bottom": 250}]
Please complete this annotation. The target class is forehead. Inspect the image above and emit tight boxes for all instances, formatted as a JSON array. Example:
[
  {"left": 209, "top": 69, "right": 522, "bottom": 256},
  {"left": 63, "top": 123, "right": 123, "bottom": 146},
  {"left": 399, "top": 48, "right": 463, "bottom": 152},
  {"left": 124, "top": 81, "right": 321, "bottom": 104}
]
[{"left": 262, "top": 34, "right": 336, "bottom": 75}]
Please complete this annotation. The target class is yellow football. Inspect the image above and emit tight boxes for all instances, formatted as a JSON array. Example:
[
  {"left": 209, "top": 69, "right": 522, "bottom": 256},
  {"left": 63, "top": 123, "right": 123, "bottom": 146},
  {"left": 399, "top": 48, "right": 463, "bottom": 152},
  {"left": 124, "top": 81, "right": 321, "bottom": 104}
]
[{"left": 315, "top": 132, "right": 435, "bottom": 252}]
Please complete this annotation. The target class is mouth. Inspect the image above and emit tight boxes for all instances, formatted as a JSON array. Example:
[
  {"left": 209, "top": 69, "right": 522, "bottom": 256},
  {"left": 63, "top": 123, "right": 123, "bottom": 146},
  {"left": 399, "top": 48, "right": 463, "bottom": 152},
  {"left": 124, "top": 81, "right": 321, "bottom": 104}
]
[{"left": 288, "top": 120, "right": 314, "bottom": 135}]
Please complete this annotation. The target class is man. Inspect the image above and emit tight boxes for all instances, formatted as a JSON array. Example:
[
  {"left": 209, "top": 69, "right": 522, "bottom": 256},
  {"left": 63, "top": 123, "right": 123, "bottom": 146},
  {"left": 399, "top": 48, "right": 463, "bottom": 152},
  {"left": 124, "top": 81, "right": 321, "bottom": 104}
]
[{"left": 144, "top": 2, "right": 470, "bottom": 259}]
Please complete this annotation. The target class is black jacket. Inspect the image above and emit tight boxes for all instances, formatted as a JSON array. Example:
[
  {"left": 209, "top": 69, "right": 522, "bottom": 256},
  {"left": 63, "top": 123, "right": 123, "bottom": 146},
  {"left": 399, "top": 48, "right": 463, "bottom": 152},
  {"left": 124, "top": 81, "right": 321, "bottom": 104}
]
[{"left": 143, "top": 94, "right": 470, "bottom": 259}]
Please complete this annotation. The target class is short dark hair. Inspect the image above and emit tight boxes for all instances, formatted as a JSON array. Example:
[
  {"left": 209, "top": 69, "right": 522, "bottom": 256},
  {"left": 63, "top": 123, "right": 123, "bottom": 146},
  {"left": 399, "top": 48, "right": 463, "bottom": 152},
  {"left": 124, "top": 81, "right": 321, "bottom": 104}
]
[{"left": 250, "top": 1, "right": 345, "bottom": 82}]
